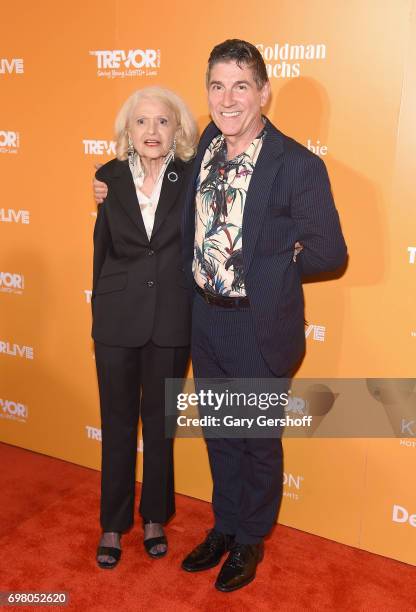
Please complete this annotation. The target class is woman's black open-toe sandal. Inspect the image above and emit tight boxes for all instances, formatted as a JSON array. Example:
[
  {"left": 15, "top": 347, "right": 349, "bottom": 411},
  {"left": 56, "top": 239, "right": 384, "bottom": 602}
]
[
  {"left": 96, "top": 532, "right": 122, "bottom": 569},
  {"left": 96, "top": 546, "right": 122, "bottom": 569},
  {"left": 143, "top": 520, "right": 168, "bottom": 559}
]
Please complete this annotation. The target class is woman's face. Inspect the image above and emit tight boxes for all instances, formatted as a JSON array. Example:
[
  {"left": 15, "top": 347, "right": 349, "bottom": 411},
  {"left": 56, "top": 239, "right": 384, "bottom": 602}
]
[{"left": 128, "top": 97, "right": 178, "bottom": 161}]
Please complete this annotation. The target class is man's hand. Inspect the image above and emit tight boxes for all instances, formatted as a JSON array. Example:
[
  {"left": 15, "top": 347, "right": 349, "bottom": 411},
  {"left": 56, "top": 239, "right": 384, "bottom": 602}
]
[
  {"left": 293, "top": 241, "right": 303, "bottom": 262},
  {"left": 93, "top": 164, "right": 108, "bottom": 204}
]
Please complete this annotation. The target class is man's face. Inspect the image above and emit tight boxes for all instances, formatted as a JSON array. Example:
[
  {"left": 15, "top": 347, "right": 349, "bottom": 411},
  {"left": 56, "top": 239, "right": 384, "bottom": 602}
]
[{"left": 207, "top": 60, "right": 270, "bottom": 140}]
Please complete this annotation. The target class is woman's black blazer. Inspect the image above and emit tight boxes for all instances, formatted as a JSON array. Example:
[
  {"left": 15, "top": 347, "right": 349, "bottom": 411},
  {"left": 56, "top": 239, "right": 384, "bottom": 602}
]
[{"left": 92, "top": 157, "right": 192, "bottom": 347}]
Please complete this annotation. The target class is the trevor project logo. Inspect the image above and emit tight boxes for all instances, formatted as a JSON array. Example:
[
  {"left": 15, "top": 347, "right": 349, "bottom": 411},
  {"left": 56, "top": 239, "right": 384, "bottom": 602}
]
[
  {"left": 89, "top": 49, "right": 160, "bottom": 78},
  {"left": 83, "top": 139, "right": 116, "bottom": 155},
  {"left": 0, "top": 272, "right": 24, "bottom": 294},
  {"left": 285, "top": 395, "right": 307, "bottom": 416},
  {"left": 0, "top": 130, "right": 19, "bottom": 154},
  {"left": 86, "top": 425, "right": 102, "bottom": 441},
  {"left": 0, "top": 398, "right": 28, "bottom": 422},
  {"left": 86, "top": 425, "right": 143, "bottom": 451}
]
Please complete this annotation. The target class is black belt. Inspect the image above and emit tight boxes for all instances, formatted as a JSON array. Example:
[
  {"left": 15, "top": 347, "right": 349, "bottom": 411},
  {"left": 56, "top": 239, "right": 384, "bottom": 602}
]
[{"left": 194, "top": 284, "right": 250, "bottom": 308}]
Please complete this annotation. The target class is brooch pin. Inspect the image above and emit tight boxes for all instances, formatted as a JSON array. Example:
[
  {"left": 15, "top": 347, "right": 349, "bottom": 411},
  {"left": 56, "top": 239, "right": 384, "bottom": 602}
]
[{"left": 167, "top": 171, "right": 179, "bottom": 182}]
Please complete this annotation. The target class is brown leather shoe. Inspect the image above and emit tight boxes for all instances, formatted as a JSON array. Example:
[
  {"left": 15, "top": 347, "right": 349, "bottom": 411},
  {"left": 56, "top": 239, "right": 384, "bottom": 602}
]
[
  {"left": 215, "top": 542, "right": 264, "bottom": 592},
  {"left": 181, "top": 529, "right": 235, "bottom": 572}
]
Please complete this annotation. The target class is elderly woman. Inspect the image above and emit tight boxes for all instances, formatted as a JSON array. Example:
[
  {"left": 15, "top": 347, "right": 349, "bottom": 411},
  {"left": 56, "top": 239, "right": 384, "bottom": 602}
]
[{"left": 92, "top": 86, "right": 197, "bottom": 568}]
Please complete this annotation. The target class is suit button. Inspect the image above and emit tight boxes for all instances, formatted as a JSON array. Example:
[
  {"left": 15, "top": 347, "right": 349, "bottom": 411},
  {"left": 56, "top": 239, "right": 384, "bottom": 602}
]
[
  {"left": 147, "top": 280, "right": 155, "bottom": 288},
  {"left": 148, "top": 250, "right": 155, "bottom": 256}
]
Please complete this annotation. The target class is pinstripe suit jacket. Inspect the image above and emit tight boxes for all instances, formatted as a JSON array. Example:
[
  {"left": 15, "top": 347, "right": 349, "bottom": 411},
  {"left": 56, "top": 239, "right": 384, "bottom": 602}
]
[{"left": 183, "top": 119, "right": 347, "bottom": 375}]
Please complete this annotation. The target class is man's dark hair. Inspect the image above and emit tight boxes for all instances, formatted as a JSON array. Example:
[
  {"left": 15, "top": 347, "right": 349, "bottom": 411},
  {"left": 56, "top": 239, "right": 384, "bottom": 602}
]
[{"left": 206, "top": 39, "right": 269, "bottom": 89}]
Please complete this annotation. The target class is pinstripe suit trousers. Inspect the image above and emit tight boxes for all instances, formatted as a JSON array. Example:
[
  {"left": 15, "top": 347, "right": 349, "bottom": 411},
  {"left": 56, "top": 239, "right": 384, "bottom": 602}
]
[{"left": 191, "top": 293, "right": 285, "bottom": 545}]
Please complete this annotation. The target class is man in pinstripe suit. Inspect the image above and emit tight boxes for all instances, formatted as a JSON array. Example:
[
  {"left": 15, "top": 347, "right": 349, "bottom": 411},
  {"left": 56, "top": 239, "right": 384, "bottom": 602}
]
[{"left": 181, "top": 40, "right": 347, "bottom": 592}]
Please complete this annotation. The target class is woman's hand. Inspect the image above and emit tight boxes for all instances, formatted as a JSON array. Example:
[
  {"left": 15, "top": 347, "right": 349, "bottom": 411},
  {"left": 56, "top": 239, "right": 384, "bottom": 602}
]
[{"left": 293, "top": 241, "right": 303, "bottom": 262}]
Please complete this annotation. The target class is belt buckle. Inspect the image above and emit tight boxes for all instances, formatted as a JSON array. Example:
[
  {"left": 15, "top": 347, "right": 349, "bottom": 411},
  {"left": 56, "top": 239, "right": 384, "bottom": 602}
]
[{"left": 235, "top": 296, "right": 249, "bottom": 309}]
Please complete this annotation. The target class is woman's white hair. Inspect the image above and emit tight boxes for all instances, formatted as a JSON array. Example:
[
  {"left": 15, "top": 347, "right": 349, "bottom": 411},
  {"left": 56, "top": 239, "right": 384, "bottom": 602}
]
[{"left": 115, "top": 86, "right": 198, "bottom": 161}]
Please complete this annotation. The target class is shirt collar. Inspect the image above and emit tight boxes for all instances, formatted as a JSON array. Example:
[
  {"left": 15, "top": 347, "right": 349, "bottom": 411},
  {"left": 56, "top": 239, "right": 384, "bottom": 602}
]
[
  {"left": 129, "top": 151, "right": 174, "bottom": 190},
  {"left": 215, "top": 124, "right": 266, "bottom": 166}
]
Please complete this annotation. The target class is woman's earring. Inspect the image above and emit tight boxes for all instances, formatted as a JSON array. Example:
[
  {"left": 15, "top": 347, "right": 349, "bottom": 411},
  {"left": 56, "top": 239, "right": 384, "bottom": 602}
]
[
  {"left": 127, "top": 135, "right": 135, "bottom": 167},
  {"left": 171, "top": 136, "right": 177, "bottom": 159}
]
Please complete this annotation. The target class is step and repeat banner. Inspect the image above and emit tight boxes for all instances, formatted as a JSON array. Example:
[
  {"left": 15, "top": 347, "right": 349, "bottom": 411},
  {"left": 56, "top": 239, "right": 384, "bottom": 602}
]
[{"left": 1, "top": 0, "right": 415, "bottom": 565}]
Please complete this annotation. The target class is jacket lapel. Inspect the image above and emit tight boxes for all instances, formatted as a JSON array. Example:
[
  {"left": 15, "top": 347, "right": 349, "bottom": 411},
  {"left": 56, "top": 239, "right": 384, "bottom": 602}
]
[
  {"left": 111, "top": 160, "right": 149, "bottom": 241},
  {"left": 242, "top": 120, "right": 284, "bottom": 274},
  {"left": 151, "top": 160, "right": 184, "bottom": 238}
]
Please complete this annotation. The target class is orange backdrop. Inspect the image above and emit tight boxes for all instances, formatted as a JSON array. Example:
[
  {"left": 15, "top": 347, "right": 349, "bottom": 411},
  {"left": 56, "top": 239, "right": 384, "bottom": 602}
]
[{"left": 1, "top": 0, "right": 415, "bottom": 566}]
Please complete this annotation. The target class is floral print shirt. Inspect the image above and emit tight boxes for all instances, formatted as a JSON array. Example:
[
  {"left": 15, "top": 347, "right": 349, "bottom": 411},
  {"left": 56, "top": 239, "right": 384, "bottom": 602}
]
[{"left": 193, "top": 130, "right": 265, "bottom": 296}]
